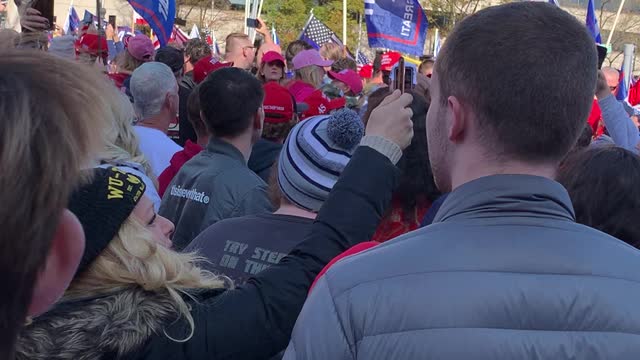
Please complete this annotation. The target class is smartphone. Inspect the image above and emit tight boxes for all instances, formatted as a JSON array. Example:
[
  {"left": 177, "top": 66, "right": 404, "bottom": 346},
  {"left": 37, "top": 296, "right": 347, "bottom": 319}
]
[
  {"left": 246, "top": 18, "right": 261, "bottom": 29},
  {"left": 396, "top": 57, "right": 406, "bottom": 93},
  {"left": 109, "top": 15, "right": 116, "bottom": 29},
  {"left": 31, "top": 0, "right": 55, "bottom": 31},
  {"left": 597, "top": 44, "right": 607, "bottom": 69}
]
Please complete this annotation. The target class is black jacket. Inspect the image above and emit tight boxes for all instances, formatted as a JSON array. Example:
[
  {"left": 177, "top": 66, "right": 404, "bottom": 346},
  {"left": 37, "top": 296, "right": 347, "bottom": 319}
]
[
  {"left": 15, "top": 146, "right": 399, "bottom": 360},
  {"left": 178, "top": 72, "right": 197, "bottom": 146}
]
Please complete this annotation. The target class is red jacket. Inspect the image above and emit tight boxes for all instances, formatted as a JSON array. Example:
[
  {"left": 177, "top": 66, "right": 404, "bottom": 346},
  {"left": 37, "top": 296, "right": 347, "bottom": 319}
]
[
  {"left": 587, "top": 99, "right": 605, "bottom": 138},
  {"left": 158, "top": 140, "right": 203, "bottom": 197},
  {"left": 628, "top": 80, "right": 640, "bottom": 106},
  {"left": 310, "top": 241, "right": 379, "bottom": 293},
  {"left": 371, "top": 197, "right": 430, "bottom": 243}
]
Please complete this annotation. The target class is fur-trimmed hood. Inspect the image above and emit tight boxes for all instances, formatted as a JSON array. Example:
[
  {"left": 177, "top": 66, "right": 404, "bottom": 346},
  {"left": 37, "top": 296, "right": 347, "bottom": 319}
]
[{"left": 15, "top": 287, "right": 179, "bottom": 360}]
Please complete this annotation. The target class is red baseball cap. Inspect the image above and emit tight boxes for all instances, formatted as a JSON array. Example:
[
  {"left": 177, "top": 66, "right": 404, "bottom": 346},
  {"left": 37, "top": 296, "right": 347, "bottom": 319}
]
[
  {"left": 299, "top": 90, "right": 346, "bottom": 120},
  {"left": 263, "top": 82, "right": 295, "bottom": 124},
  {"left": 193, "top": 56, "right": 233, "bottom": 84},
  {"left": 76, "top": 33, "right": 108, "bottom": 57},
  {"left": 358, "top": 64, "right": 373, "bottom": 79},
  {"left": 381, "top": 51, "right": 401, "bottom": 72},
  {"left": 261, "top": 51, "right": 285, "bottom": 66},
  {"left": 328, "top": 69, "right": 363, "bottom": 94}
]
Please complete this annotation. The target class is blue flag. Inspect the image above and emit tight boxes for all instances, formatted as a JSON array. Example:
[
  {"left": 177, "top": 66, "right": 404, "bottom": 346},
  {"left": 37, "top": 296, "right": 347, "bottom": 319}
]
[
  {"left": 299, "top": 14, "right": 343, "bottom": 49},
  {"left": 586, "top": 0, "right": 602, "bottom": 44},
  {"left": 63, "top": 5, "right": 80, "bottom": 34},
  {"left": 82, "top": 10, "right": 94, "bottom": 24},
  {"left": 616, "top": 68, "right": 628, "bottom": 101},
  {"left": 127, "top": 0, "right": 176, "bottom": 46},
  {"left": 365, "top": 0, "right": 429, "bottom": 57}
]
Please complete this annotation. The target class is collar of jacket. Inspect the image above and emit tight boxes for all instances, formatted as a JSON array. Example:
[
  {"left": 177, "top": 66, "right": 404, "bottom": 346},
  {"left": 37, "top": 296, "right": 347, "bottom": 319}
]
[
  {"left": 206, "top": 138, "right": 246, "bottom": 165},
  {"left": 434, "top": 174, "right": 575, "bottom": 224},
  {"left": 15, "top": 287, "right": 177, "bottom": 360}
]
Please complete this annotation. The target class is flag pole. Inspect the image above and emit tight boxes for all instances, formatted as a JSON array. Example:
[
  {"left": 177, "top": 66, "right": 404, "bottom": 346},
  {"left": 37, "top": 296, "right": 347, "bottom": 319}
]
[
  {"left": 356, "top": 11, "right": 362, "bottom": 62},
  {"left": 606, "top": 0, "right": 627, "bottom": 46},
  {"left": 343, "top": 0, "right": 347, "bottom": 46},
  {"left": 298, "top": 9, "right": 314, "bottom": 40},
  {"left": 96, "top": 0, "right": 104, "bottom": 65}
]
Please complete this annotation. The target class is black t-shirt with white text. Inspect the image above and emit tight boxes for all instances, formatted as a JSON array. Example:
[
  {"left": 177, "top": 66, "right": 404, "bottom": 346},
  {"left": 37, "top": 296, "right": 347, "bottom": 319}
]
[{"left": 185, "top": 213, "right": 313, "bottom": 284}]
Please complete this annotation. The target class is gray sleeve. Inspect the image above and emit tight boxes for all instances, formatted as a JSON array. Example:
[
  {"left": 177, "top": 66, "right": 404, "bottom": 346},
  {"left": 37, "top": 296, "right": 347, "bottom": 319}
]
[
  {"left": 598, "top": 95, "right": 640, "bottom": 153},
  {"left": 283, "top": 277, "right": 354, "bottom": 360},
  {"left": 230, "top": 185, "right": 274, "bottom": 217}
]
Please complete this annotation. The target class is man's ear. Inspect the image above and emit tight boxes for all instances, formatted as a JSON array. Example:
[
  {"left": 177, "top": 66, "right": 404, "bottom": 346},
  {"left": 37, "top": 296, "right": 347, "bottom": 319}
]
[
  {"left": 447, "top": 95, "right": 467, "bottom": 143},
  {"left": 28, "top": 209, "right": 85, "bottom": 317},
  {"left": 254, "top": 107, "right": 264, "bottom": 130}
]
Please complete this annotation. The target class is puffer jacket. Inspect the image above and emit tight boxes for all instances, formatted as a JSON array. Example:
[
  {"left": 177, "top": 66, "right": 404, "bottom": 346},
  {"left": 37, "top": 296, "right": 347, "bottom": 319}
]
[
  {"left": 285, "top": 174, "right": 640, "bottom": 359},
  {"left": 16, "top": 146, "right": 399, "bottom": 360}
]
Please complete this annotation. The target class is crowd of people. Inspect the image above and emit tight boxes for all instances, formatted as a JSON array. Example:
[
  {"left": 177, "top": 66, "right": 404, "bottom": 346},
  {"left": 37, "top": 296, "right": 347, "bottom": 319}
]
[{"left": 1, "top": 1, "right": 640, "bottom": 359}]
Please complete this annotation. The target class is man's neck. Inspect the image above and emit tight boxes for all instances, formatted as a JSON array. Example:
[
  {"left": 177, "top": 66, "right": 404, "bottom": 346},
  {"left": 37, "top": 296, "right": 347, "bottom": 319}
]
[
  {"left": 450, "top": 157, "right": 558, "bottom": 192},
  {"left": 273, "top": 203, "right": 317, "bottom": 219},
  {"left": 196, "top": 134, "right": 210, "bottom": 148},
  {"left": 184, "top": 62, "right": 194, "bottom": 74},
  {"left": 217, "top": 133, "right": 253, "bottom": 162},
  {"left": 137, "top": 113, "right": 171, "bottom": 135}
]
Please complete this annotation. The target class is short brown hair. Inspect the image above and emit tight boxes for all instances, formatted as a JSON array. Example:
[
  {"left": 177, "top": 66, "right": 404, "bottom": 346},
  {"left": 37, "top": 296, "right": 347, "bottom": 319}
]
[
  {"left": 225, "top": 32, "right": 250, "bottom": 54},
  {"left": 331, "top": 57, "right": 357, "bottom": 72},
  {"left": 285, "top": 40, "right": 313, "bottom": 67},
  {"left": 187, "top": 84, "right": 207, "bottom": 137},
  {"left": 0, "top": 49, "right": 108, "bottom": 358},
  {"left": 558, "top": 146, "right": 640, "bottom": 247},
  {"left": 184, "top": 38, "right": 211, "bottom": 66},
  {"left": 435, "top": 2, "right": 597, "bottom": 162}
]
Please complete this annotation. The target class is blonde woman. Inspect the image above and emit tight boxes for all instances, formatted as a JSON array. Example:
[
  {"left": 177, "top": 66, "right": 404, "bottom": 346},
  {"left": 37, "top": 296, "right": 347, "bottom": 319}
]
[
  {"left": 286, "top": 49, "right": 333, "bottom": 103},
  {"left": 108, "top": 34, "right": 155, "bottom": 95},
  {"left": 15, "top": 87, "right": 413, "bottom": 359},
  {"left": 99, "top": 91, "right": 161, "bottom": 210},
  {"left": 319, "top": 42, "right": 345, "bottom": 63}
]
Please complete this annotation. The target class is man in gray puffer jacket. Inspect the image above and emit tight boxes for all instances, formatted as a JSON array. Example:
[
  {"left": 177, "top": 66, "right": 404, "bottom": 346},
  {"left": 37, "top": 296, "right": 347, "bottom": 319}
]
[{"left": 284, "top": 3, "right": 640, "bottom": 359}]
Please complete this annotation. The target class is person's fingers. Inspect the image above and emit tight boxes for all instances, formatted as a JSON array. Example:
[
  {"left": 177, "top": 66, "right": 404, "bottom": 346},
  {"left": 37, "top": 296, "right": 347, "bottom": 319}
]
[
  {"left": 25, "top": 8, "right": 41, "bottom": 15},
  {"left": 395, "top": 93, "right": 414, "bottom": 109},
  {"left": 377, "top": 90, "right": 402, "bottom": 108}
]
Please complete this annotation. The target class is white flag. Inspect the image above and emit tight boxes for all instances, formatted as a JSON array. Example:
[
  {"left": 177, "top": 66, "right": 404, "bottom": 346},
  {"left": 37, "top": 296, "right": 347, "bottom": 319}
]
[{"left": 189, "top": 24, "right": 200, "bottom": 39}]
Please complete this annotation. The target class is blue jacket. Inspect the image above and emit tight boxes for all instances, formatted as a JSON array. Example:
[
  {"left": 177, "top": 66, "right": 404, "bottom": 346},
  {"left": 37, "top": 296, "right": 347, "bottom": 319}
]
[
  {"left": 284, "top": 174, "right": 640, "bottom": 359},
  {"left": 598, "top": 95, "right": 640, "bottom": 153}
]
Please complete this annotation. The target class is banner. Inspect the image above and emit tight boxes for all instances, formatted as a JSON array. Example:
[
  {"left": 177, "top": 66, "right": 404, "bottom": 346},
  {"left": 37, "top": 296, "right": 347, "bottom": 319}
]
[
  {"left": 127, "top": 0, "right": 176, "bottom": 46},
  {"left": 365, "top": 0, "right": 429, "bottom": 57}
]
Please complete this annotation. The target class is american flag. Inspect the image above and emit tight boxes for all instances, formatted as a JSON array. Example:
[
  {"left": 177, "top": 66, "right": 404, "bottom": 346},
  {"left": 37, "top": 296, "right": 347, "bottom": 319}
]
[
  {"left": 171, "top": 26, "right": 189, "bottom": 46},
  {"left": 299, "top": 14, "right": 343, "bottom": 49},
  {"left": 356, "top": 51, "right": 370, "bottom": 65}
]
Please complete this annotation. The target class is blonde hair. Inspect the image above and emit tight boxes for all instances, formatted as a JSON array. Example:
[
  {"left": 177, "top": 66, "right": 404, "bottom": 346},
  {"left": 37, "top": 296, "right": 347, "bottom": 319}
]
[
  {"left": 116, "top": 50, "right": 145, "bottom": 73},
  {"left": 319, "top": 43, "right": 345, "bottom": 62},
  {"left": 101, "top": 92, "right": 156, "bottom": 183},
  {"left": 295, "top": 65, "right": 325, "bottom": 88},
  {"left": 65, "top": 217, "right": 226, "bottom": 341}
]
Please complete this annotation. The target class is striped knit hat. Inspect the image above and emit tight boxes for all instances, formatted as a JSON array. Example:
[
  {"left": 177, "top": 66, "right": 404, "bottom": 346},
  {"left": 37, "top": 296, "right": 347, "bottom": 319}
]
[{"left": 278, "top": 108, "right": 364, "bottom": 212}]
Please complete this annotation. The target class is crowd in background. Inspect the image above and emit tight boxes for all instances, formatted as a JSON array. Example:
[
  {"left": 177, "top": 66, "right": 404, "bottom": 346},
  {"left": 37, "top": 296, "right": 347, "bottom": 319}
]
[{"left": 1, "top": 1, "right": 640, "bottom": 359}]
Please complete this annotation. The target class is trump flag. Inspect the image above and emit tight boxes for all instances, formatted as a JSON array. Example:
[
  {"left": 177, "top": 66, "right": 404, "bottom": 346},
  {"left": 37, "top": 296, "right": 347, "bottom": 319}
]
[
  {"left": 365, "top": 0, "right": 428, "bottom": 57},
  {"left": 127, "top": 0, "right": 175, "bottom": 46}
]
